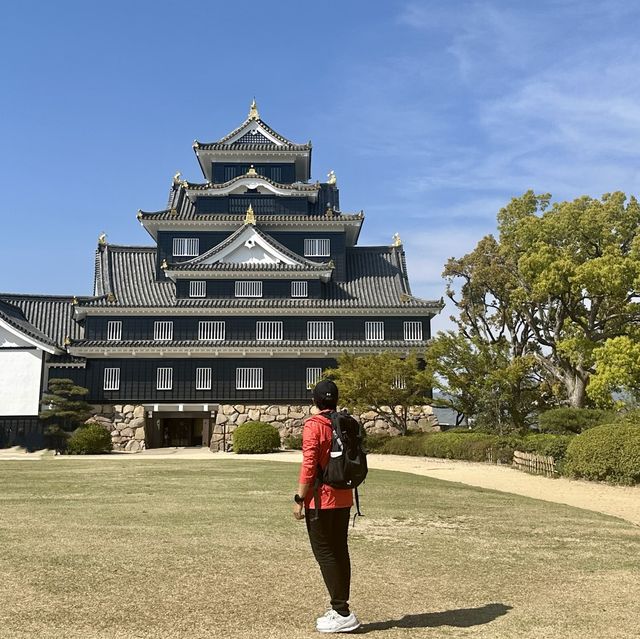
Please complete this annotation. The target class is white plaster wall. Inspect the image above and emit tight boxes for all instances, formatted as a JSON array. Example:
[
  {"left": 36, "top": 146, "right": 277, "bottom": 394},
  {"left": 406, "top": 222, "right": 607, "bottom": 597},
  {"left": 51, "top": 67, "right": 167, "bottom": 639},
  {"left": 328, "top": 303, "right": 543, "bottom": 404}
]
[{"left": 0, "top": 326, "right": 44, "bottom": 415}]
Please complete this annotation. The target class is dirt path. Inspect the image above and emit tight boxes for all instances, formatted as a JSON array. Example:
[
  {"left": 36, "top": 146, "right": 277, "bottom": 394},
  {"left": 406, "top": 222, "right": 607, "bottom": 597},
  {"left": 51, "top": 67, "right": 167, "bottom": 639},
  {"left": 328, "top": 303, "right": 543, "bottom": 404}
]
[{"left": 2, "top": 447, "right": 639, "bottom": 526}]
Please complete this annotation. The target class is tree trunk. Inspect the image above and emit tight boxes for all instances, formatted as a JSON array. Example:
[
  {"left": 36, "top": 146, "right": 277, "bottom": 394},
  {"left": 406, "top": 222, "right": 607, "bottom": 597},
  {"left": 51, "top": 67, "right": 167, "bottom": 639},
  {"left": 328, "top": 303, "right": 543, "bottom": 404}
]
[{"left": 564, "top": 370, "right": 588, "bottom": 408}]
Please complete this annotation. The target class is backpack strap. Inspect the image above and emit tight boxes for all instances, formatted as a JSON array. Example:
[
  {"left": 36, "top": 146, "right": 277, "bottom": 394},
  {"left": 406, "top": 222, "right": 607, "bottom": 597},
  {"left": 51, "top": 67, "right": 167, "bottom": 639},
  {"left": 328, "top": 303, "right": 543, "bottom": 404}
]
[
  {"left": 352, "top": 487, "right": 363, "bottom": 527},
  {"left": 311, "top": 410, "right": 334, "bottom": 521}
]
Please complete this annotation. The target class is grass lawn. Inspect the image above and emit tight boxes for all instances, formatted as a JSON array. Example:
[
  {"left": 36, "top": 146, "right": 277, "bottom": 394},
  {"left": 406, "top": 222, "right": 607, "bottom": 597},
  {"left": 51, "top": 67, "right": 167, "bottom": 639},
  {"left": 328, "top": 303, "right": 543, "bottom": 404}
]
[{"left": 0, "top": 459, "right": 638, "bottom": 639}]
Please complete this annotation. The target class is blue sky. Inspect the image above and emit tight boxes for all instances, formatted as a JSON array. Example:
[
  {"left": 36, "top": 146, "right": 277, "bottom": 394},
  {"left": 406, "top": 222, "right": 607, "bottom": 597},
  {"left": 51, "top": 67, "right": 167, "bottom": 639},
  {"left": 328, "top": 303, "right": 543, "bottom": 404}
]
[{"left": 1, "top": 0, "right": 639, "bottom": 332}]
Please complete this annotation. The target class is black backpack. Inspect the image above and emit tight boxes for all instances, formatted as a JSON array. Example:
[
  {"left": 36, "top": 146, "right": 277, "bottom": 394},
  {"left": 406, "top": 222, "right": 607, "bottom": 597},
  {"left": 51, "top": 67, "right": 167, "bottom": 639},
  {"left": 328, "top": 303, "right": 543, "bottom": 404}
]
[{"left": 313, "top": 410, "right": 368, "bottom": 524}]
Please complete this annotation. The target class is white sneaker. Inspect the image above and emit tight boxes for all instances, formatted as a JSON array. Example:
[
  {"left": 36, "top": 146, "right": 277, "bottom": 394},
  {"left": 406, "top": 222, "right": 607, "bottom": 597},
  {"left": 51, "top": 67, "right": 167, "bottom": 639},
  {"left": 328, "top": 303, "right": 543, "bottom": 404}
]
[{"left": 316, "top": 609, "right": 361, "bottom": 633}]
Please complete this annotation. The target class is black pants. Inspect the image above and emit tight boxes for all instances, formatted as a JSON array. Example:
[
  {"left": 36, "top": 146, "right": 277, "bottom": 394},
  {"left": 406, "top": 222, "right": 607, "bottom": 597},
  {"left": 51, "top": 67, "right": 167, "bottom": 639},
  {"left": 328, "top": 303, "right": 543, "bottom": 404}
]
[{"left": 305, "top": 507, "right": 352, "bottom": 616}]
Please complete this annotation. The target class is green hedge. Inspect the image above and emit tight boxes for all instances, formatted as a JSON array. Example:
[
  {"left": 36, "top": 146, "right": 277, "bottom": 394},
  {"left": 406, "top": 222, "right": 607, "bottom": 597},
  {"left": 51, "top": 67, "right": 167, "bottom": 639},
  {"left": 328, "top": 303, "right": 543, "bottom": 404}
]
[
  {"left": 66, "top": 423, "right": 112, "bottom": 455},
  {"left": 282, "top": 434, "right": 303, "bottom": 450},
  {"left": 538, "top": 408, "right": 614, "bottom": 434},
  {"left": 232, "top": 421, "right": 281, "bottom": 454},
  {"left": 564, "top": 423, "right": 640, "bottom": 484},
  {"left": 373, "top": 431, "right": 571, "bottom": 465}
]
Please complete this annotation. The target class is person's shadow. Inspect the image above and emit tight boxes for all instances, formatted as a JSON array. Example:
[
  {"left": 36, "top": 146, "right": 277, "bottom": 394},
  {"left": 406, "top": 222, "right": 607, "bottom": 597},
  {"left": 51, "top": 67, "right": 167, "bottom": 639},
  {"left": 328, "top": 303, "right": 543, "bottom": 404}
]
[{"left": 358, "top": 602, "right": 512, "bottom": 633}]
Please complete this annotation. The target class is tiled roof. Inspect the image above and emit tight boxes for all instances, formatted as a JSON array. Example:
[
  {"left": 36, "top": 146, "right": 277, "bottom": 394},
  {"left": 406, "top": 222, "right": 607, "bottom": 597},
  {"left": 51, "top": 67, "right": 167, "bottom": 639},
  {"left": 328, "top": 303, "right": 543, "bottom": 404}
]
[
  {"left": 71, "top": 339, "right": 428, "bottom": 349},
  {"left": 79, "top": 244, "right": 441, "bottom": 311},
  {"left": 0, "top": 295, "right": 84, "bottom": 348},
  {"left": 167, "top": 224, "right": 330, "bottom": 272},
  {"left": 139, "top": 208, "right": 363, "bottom": 224},
  {"left": 183, "top": 174, "right": 319, "bottom": 192},
  {"left": 195, "top": 118, "right": 310, "bottom": 151}
]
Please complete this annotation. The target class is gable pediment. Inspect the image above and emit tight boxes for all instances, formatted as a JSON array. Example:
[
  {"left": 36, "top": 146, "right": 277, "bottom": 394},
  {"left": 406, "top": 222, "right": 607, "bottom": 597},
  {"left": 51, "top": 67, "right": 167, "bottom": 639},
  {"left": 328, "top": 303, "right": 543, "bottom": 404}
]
[{"left": 226, "top": 121, "right": 284, "bottom": 147}]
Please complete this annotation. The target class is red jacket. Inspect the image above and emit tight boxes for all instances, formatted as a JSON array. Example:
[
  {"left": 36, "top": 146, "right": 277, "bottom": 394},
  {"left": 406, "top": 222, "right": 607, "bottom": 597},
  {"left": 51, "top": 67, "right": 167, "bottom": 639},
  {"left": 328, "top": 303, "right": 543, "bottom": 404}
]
[{"left": 298, "top": 411, "right": 353, "bottom": 510}]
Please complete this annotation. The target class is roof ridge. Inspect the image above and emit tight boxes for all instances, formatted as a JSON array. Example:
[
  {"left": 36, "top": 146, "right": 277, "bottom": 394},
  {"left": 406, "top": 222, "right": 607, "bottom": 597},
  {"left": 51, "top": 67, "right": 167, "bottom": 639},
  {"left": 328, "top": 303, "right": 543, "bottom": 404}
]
[{"left": 0, "top": 292, "right": 77, "bottom": 301}]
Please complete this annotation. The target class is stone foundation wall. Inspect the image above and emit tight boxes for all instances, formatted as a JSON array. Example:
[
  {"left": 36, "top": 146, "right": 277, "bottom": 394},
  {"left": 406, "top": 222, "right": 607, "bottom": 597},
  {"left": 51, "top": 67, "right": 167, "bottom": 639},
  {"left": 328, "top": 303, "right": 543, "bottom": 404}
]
[
  {"left": 210, "top": 404, "right": 438, "bottom": 452},
  {"left": 89, "top": 404, "right": 146, "bottom": 452},
  {"left": 89, "top": 403, "right": 439, "bottom": 453}
]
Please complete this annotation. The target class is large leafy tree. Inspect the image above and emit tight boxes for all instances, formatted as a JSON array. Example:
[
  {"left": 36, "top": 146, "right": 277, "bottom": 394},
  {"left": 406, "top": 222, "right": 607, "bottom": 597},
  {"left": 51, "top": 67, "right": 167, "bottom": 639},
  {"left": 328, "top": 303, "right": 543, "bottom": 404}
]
[
  {"left": 424, "top": 332, "right": 550, "bottom": 432},
  {"left": 324, "top": 352, "right": 429, "bottom": 435},
  {"left": 445, "top": 191, "right": 640, "bottom": 408},
  {"left": 587, "top": 336, "right": 640, "bottom": 407}
]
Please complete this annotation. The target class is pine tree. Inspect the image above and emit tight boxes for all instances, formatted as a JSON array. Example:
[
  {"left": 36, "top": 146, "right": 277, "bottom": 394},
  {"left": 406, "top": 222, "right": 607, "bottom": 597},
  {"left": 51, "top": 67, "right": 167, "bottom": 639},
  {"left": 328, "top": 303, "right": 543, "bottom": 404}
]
[{"left": 39, "top": 378, "right": 93, "bottom": 433}]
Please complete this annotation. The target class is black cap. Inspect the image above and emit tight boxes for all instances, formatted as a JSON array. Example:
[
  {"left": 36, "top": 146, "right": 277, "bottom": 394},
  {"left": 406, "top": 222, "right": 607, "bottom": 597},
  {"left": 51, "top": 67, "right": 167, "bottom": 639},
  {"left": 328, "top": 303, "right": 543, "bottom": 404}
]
[{"left": 313, "top": 379, "right": 339, "bottom": 404}]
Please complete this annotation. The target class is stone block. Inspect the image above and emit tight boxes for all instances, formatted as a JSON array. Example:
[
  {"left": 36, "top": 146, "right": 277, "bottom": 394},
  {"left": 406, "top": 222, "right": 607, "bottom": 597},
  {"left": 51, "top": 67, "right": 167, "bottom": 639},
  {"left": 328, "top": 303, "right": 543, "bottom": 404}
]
[
  {"left": 289, "top": 411, "right": 305, "bottom": 419},
  {"left": 127, "top": 440, "right": 140, "bottom": 452},
  {"left": 361, "top": 411, "right": 377, "bottom": 421},
  {"left": 236, "top": 414, "right": 248, "bottom": 426},
  {"left": 247, "top": 409, "right": 261, "bottom": 421},
  {"left": 234, "top": 405, "right": 245, "bottom": 414},
  {"left": 222, "top": 404, "right": 236, "bottom": 415},
  {"left": 278, "top": 406, "right": 288, "bottom": 415},
  {"left": 275, "top": 414, "right": 287, "bottom": 421},
  {"left": 267, "top": 405, "right": 280, "bottom": 416},
  {"left": 120, "top": 428, "right": 134, "bottom": 437},
  {"left": 114, "top": 405, "right": 123, "bottom": 413},
  {"left": 123, "top": 404, "right": 134, "bottom": 415},
  {"left": 227, "top": 413, "right": 238, "bottom": 423},
  {"left": 134, "top": 427, "right": 145, "bottom": 440},
  {"left": 133, "top": 405, "right": 145, "bottom": 418},
  {"left": 216, "top": 413, "right": 229, "bottom": 425}
]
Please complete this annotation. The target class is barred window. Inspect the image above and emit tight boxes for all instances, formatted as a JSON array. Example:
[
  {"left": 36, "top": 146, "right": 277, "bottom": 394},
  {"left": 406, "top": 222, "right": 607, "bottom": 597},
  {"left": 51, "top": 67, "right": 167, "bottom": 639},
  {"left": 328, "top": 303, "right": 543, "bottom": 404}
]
[
  {"left": 189, "top": 281, "right": 206, "bottom": 298},
  {"left": 365, "top": 321, "right": 384, "bottom": 341},
  {"left": 198, "top": 321, "right": 225, "bottom": 341},
  {"left": 106, "top": 321, "right": 122, "bottom": 341},
  {"left": 256, "top": 321, "right": 283, "bottom": 341},
  {"left": 103, "top": 368, "right": 120, "bottom": 391},
  {"left": 304, "top": 239, "right": 330, "bottom": 257},
  {"left": 172, "top": 238, "right": 199, "bottom": 257},
  {"left": 195, "top": 367, "right": 212, "bottom": 390},
  {"left": 393, "top": 376, "right": 407, "bottom": 389},
  {"left": 154, "top": 321, "right": 173, "bottom": 341},
  {"left": 235, "top": 281, "right": 262, "bottom": 297},
  {"left": 236, "top": 367, "right": 263, "bottom": 390},
  {"left": 404, "top": 321, "right": 423, "bottom": 341},
  {"left": 157, "top": 367, "right": 173, "bottom": 390},
  {"left": 306, "top": 367, "right": 323, "bottom": 389},
  {"left": 307, "top": 321, "right": 334, "bottom": 341},
  {"left": 291, "top": 281, "right": 308, "bottom": 298}
]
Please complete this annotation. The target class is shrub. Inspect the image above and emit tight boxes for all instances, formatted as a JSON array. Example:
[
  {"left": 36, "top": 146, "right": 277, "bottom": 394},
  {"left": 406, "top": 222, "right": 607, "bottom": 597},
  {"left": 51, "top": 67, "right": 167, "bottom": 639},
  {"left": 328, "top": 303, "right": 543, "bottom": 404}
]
[
  {"left": 564, "top": 423, "right": 640, "bottom": 484},
  {"left": 421, "top": 432, "right": 503, "bottom": 462},
  {"left": 517, "top": 434, "right": 573, "bottom": 462},
  {"left": 380, "top": 433, "right": 427, "bottom": 456},
  {"left": 66, "top": 423, "right": 112, "bottom": 455},
  {"left": 282, "top": 434, "right": 303, "bottom": 450},
  {"left": 538, "top": 408, "right": 614, "bottom": 434},
  {"left": 363, "top": 433, "right": 391, "bottom": 453},
  {"left": 232, "top": 421, "right": 281, "bottom": 454}
]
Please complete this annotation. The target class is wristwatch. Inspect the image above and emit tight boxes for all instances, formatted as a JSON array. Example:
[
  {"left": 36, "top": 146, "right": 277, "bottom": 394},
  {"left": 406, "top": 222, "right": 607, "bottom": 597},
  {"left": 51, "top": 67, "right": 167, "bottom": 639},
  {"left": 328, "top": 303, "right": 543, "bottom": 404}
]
[{"left": 294, "top": 494, "right": 305, "bottom": 505}]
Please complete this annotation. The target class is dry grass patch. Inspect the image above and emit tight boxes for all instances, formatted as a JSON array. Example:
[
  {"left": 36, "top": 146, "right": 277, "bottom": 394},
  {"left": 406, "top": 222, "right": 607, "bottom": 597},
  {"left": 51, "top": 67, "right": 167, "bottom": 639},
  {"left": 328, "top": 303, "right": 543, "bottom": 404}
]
[{"left": 0, "top": 459, "right": 638, "bottom": 638}]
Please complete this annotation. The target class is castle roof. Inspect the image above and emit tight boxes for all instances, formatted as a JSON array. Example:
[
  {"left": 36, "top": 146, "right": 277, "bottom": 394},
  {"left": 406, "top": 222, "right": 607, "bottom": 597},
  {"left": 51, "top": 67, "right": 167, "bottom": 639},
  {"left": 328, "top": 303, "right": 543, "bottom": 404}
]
[
  {"left": 80, "top": 244, "right": 441, "bottom": 314},
  {"left": 0, "top": 295, "right": 84, "bottom": 349}
]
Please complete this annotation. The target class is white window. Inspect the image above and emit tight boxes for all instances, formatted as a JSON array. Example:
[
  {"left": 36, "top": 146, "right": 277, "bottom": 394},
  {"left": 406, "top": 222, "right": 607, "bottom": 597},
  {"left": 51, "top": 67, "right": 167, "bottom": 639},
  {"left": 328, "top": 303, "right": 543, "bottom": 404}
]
[
  {"left": 236, "top": 367, "right": 263, "bottom": 390},
  {"left": 393, "top": 376, "right": 407, "bottom": 389},
  {"left": 154, "top": 321, "right": 173, "bottom": 341},
  {"left": 198, "top": 321, "right": 225, "bottom": 341},
  {"left": 307, "top": 321, "right": 334, "bottom": 341},
  {"left": 256, "top": 321, "right": 283, "bottom": 341},
  {"left": 157, "top": 367, "right": 173, "bottom": 390},
  {"left": 404, "top": 321, "right": 423, "bottom": 341},
  {"left": 196, "top": 367, "right": 212, "bottom": 390},
  {"left": 103, "top": 368, "right": 120, "bottom": 391},
  {"left": 172, "top": 238, "right": 199, "bottom": 257},
  {"left": 304, "top": 239, "right": 331, "bottom": 257},
  {"left": 106, "top": 321, "right": 122, "bottom": 341},
  {"left": 235, "top": 281, "right": 262, "bottom": 297},
  {"left": 365, "top": 321, "right": 384, "bottom": 341},
  {"left": 189, "top": 281, "right": 206, "bottom": 298},
  {"left": 291, "top": 281, "right": 308, "bottom": 298},
  {"left": 306, "top": 367, "right": 322, "bottom": 389}
]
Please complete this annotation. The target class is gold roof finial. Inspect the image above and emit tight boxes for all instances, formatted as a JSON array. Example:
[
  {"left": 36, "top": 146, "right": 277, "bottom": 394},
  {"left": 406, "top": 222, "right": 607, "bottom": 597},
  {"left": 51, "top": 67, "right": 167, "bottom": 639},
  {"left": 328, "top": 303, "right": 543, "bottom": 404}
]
[
  {"left": 244, "top": 204, "right": 256, "bottom": 225},
  {"left": 98, "top": 232, "right": 107, "bottom": 246},
  {"left": 136, "top": 209, "right": 143, "bottom": 220},
  {"left": 325, "top": 203, "right": 334, "bottom": 218},
  {"left": 327, "top": 170, "right": 337, "bottom": 185},
  {"left": 64, "top": 336, "right": 71, "bottom": 347},
  {"left": 72, "top": 296, "right": 78, "bottom": 306},
  {"left": 246, "top": 164, "right": 258, "bottom": 177},
  {"left": 248, "top": 97, "right": 260, "bottom": 120},
  {"left": 161, "top": 259, "right": 168, "bottom": 270},
  {"left": 173, "top": 171, "right": 182, "bottom": 183},
  {"left": 107, "top": 292, "right": 117, "bottom": 303},
  {"left": 392, "top": 233, "right": 402, "bottom": 247}
]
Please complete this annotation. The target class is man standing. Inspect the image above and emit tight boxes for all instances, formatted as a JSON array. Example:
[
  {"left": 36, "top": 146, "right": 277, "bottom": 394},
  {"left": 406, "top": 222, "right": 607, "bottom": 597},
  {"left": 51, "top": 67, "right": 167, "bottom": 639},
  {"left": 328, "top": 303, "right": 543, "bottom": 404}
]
[{"left": 293, "top": 380, "right": 361, "bottom": 633}]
